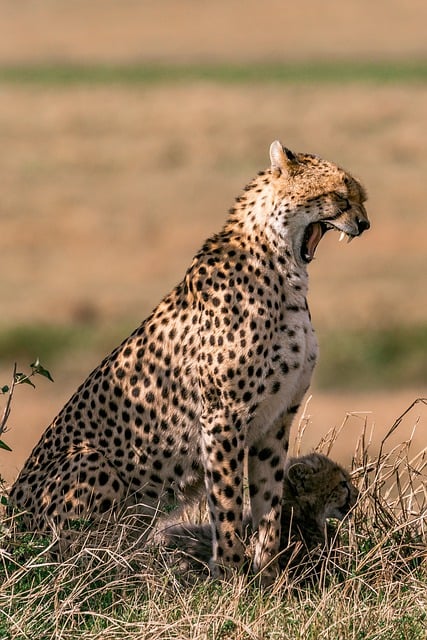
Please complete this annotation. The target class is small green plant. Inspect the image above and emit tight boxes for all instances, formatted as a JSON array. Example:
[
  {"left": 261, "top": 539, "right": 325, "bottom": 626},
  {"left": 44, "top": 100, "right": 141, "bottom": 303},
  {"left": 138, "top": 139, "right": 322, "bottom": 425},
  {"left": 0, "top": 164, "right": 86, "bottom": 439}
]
[{"left": 0, "top": 360, "right": 53, "bottom": 506}]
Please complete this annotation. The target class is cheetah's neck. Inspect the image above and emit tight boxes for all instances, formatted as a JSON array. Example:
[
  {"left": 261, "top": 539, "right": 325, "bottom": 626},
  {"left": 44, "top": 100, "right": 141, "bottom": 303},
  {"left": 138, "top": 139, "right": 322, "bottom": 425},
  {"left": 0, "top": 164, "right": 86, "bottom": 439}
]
[{"left": 224, "top": 171, "right": 309, "bottom": 295}]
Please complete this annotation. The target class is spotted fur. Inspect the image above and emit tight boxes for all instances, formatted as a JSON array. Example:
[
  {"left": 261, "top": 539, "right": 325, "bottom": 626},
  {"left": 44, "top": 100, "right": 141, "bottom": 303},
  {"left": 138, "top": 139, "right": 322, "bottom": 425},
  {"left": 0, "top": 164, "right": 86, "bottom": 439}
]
[{"left": 9, "top": 141, "right": 369, "bottom": 584}]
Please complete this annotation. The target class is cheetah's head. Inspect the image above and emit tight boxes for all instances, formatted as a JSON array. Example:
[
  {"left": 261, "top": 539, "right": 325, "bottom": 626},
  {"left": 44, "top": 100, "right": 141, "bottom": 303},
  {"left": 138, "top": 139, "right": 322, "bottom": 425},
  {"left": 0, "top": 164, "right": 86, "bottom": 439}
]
[
  {"left": 285, "top": 452, "right": 359, "bottom": 526},
  {"left": 269, "top": 141, "right": 370, "bottom": 265}
]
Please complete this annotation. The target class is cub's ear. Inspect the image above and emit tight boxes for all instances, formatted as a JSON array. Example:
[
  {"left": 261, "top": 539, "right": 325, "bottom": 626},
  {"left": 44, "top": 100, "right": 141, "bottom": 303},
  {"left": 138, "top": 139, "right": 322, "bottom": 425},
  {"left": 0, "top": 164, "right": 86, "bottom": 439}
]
[
  {"left": 269, "top": 141, "right": 299, "bottom": 177},
  {"left": 287, "top": 461, "right": 313, "bottom": 491}
]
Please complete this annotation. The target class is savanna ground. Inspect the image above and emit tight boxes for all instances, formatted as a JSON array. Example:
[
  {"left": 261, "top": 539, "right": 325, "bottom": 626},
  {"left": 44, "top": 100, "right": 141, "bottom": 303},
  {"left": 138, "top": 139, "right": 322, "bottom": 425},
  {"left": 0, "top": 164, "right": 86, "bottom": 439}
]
[{"left": 0, "top": 1, "right": 426, "bottom": 638}]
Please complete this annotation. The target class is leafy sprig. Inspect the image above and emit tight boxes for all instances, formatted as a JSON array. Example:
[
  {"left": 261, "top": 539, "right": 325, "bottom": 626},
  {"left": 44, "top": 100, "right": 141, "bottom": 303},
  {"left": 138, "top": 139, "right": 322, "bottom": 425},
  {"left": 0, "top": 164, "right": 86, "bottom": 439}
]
[{"left": 0, "top": 360, "right": 53, "bottom": 452}]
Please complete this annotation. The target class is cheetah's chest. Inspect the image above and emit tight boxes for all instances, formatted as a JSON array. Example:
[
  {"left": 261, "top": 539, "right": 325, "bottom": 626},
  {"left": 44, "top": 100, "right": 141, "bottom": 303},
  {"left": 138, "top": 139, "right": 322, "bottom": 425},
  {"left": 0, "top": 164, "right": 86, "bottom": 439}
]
[{"left": 249, "top": 309, "right": 318, "bottom": 441}]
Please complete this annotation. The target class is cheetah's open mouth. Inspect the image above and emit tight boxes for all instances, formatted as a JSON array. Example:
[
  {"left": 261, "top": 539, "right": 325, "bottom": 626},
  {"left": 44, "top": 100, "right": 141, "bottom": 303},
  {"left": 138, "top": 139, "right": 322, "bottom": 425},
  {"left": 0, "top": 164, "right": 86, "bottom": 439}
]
[
  {"left": 301, "top": 222, "right": 354, "bottom": 263},
  {"left": 301, "top": 222, "right": 326, "bottom": 263}
]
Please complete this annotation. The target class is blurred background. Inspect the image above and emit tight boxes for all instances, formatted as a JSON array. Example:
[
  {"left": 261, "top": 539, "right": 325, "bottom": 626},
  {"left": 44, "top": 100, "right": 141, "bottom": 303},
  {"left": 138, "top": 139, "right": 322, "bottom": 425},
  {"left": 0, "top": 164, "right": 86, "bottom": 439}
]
[{"left": 0, "top": 0, "right": 426, "bottom": 483}]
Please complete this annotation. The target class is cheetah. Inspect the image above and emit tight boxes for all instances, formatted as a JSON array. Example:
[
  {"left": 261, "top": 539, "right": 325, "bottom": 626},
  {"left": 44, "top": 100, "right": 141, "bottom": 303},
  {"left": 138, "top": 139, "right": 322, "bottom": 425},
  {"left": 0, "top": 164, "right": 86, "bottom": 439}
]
[
  {"left": 9, "top": 141, "right": 369, "bottom": 584},
  {"left": 160, "top": 452, "right": 359, "bottom": 579}
]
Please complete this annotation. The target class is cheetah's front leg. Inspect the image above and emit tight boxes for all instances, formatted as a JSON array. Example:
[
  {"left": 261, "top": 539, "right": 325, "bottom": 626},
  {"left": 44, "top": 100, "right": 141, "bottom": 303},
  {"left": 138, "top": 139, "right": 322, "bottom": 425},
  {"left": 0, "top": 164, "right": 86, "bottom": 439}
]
[
  {"left": 200, "top": 410, "right": 247, "bottom": 579},
  {"left": 248, "top": 412, "right": 291, "bottom": 585}
]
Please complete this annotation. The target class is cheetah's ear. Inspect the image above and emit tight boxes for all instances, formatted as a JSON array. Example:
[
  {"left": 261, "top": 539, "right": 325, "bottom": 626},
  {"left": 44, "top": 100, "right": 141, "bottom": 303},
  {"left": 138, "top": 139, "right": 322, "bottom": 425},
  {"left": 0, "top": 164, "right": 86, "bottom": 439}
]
[
  {"left": 269, "top": 141, "right": 299, "bottom": 177},
  {"left": 287, "top": 461, "right": 313, "bottom": 491}
]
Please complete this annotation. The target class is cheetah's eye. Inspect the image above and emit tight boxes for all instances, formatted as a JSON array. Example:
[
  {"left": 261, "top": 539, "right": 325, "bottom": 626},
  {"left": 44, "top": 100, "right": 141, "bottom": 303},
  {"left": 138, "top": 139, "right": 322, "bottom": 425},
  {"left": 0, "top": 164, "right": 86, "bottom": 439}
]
[{"left": 334, "top": 193, "right": 351, "bottom": 212}]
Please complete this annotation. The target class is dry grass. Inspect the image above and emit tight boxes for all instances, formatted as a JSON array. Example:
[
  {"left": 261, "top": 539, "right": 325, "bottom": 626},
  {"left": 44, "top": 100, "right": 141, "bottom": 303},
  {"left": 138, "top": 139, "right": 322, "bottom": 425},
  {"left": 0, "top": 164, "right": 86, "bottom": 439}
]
[{"left": 1, "top": 400, "right": 425, "bottom": 639}]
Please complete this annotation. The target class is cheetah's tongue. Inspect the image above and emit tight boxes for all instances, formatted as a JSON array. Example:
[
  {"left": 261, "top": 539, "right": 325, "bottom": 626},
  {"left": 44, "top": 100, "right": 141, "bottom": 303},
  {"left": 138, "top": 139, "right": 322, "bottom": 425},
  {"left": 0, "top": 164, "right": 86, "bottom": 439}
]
[{"left": 303, "top": 222, "right": 323, "bottom": 262}]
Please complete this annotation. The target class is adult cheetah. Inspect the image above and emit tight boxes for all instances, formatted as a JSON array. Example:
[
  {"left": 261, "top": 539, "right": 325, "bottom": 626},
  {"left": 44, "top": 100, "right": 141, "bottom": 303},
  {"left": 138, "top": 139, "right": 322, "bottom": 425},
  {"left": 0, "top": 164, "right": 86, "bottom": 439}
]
[{"left": 9, "top": 141, "right": 369, "bottom": 584}]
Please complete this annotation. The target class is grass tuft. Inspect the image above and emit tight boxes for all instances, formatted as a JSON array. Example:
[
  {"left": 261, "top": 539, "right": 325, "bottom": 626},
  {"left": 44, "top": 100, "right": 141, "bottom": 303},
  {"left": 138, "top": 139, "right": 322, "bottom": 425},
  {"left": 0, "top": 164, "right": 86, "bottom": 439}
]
[
  {"left": 1, "top": 400, "right": 426, "bottom": 638},
  {"left": 317, "top": 324, "right": 427, "bottom": 390}
]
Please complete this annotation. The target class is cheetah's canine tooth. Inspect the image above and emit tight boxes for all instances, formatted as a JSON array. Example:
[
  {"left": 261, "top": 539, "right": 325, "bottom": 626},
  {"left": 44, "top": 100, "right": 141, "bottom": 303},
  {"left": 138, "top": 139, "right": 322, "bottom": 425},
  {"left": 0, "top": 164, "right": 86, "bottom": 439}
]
[{"left": 339, "top": 231, "right": 355, "bottom": 244}]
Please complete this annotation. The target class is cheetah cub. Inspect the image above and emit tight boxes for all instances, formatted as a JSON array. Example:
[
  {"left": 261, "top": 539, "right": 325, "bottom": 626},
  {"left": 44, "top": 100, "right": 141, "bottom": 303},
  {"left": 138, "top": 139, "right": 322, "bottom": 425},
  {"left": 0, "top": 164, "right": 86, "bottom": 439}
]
[
  {"left": 10, "top": 141, "right": 369, "bottom": 585},
  {"left": 160, "top": 452, "right": 359, "bottom": 579}
]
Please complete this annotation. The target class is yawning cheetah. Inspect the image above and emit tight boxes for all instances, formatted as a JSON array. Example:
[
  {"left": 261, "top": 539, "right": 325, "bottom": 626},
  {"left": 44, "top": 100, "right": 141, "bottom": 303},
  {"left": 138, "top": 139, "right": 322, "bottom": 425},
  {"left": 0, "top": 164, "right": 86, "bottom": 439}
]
[{"left": 9, "top": 141, "right": 369, "bottom": 584}]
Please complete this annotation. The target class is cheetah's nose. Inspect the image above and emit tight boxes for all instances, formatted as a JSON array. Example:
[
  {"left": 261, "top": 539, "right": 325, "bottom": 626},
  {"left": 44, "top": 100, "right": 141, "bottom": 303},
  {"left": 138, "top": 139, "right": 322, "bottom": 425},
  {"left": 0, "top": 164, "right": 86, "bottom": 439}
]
[{"left": 356, "top": 217, "right": 370, "bottom": 234}]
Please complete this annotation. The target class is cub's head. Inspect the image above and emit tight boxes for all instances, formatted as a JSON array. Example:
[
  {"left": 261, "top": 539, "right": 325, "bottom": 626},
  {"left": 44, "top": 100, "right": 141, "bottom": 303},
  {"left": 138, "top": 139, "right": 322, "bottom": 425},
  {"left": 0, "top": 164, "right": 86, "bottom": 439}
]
[
  {"left": 284, "top": 452, "right": 359, "bottom": 525},
  {"left": 269, "top": 141, "right": 369, "bottom": 265}
]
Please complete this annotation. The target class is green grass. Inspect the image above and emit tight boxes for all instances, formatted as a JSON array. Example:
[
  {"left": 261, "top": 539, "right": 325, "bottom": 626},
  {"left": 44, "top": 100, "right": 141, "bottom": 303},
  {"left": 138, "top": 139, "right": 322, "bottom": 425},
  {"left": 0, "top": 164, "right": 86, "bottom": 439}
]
[
  {"left": 0, "top": 322, "right": 133, "bottom": 368},
  {"left": 1, "top": 532, "right": 425, "bottom": 639},
  {"left": 317, "top": 324, "right": 427, "bottom": 390},
  {"left": 1, "top": 322, "right": 425, "bottom": 391},
  {"left": 0, "top": 60, "right": 426, "bottom": 86}
]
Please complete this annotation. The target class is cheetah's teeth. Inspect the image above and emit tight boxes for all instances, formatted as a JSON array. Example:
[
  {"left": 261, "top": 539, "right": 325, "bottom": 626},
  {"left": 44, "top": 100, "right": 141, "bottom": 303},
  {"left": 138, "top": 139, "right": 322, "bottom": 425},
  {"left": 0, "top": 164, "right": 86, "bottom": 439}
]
[
  {"left": 339, "top": 232, "right": 346, "bottom": 242},
  {"left": 347, "top": 235, "right": 354, "bottom": 244}
]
